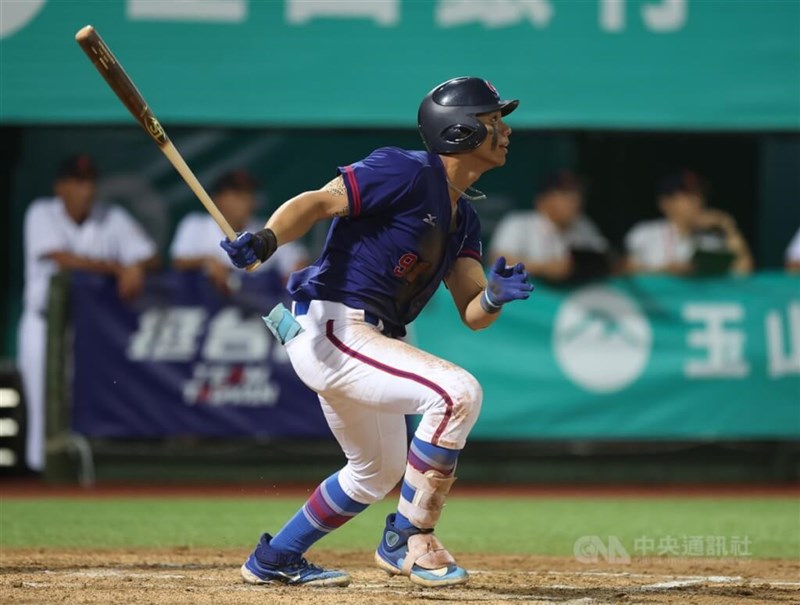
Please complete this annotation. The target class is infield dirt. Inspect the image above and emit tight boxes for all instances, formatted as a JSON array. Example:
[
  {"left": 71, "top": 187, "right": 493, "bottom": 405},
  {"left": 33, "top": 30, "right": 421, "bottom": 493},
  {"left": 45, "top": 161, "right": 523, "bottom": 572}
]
[{"left": 2, "top": 548, "right": 798, "bottom": 604}]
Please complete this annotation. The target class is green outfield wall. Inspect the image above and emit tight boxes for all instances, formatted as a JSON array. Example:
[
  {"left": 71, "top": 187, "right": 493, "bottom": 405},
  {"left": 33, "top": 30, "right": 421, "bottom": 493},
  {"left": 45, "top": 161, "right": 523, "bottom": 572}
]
[{"left": 1, "top": 0, "right": 799, "bottom": 129}]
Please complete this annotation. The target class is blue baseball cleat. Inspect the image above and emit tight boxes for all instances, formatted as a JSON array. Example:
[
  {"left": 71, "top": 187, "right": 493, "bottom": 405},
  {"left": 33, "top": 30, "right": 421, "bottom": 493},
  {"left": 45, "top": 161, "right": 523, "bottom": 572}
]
[
  {"left": 241, "top": 533, "right": 351, "bottom": 587},
  {"left": 374, "top": 513, "right": 468, "bottom": 587}
]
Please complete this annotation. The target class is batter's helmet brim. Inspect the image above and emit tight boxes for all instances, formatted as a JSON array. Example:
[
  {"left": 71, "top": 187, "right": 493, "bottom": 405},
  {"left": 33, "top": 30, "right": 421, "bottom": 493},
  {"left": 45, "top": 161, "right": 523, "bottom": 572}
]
[
  {"left": 500, "top": 99, "right": 519, "bottom": 116},
  {"left": 474, "top": 99, "right": 519, "bottom": 117}
]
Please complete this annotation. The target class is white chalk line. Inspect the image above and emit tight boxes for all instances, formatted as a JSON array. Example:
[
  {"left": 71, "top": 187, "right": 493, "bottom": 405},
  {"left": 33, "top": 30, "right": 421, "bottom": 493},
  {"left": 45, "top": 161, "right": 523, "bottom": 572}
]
[
  {"left": 59, "top": 569, "right": 189, "bottom": 579},
  {"left": 470, "top": 570, "right": 743, "bottom": 579},
  {"left": 468, "top": 569, "right": 800, "bottom": 592}
]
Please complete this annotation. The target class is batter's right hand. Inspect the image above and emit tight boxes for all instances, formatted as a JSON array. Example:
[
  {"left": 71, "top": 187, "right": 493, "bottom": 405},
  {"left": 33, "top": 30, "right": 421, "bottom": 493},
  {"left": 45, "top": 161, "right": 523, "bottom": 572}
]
[{"left": 220, "top": 228, "right": 277, "bottom": 268}]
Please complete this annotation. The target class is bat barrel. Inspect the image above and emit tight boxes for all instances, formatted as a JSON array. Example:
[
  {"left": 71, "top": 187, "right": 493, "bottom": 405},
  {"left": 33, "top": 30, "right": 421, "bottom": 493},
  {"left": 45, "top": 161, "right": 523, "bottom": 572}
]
[
  {"left": 74, "top": 25, "right": 259, "bottom": 270},
  {"left": 75, "top": 25, "right": 169, "bottom": 147}
]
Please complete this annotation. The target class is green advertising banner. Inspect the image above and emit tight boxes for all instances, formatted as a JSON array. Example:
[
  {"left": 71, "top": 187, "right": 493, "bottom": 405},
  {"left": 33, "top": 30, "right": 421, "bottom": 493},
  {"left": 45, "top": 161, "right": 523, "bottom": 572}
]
[
  {"left": 1, "top": 1, "right": 799, "bottom": 129},
  {"left": 415, "top": 274, "right": 800, "bottom": 439}
]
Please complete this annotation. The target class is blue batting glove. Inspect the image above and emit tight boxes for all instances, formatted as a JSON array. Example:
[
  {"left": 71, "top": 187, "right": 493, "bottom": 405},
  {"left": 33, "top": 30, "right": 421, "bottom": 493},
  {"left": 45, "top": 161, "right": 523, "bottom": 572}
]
[
  {"left": 481, "top": 256, "right": 534, "bottom": 313},
  {"left": 220, "top": 228, "right": 278, "bottom": 269},
  {"left": 220, "top": 232, "right": 260, "bottom": 268}
]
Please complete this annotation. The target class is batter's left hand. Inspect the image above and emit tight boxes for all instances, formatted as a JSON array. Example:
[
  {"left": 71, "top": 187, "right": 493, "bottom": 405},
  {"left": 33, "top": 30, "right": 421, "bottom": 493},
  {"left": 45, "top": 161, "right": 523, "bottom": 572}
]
[
  {"left": 483, "top": 256, "right": 534, "bottom": 312},
  {"left": 220, "top": 232, "right": 259, "bottom": 268}
]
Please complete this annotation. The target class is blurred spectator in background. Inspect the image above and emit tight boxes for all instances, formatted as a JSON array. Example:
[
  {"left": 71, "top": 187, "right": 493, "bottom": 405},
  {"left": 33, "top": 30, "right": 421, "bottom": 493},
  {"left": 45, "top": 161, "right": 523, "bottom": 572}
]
[
  {"left": 489, "top": 170, "right": 611, "bottom": 284},
  {"left": 171, "top": 170, "right": 308, "bottom": 293},
  {"left": 785, "top": 227, "right": 800, "bottom": 273},
  {"left": 18, "top": 154, "right": 157, "bottom": 472},
  {"left": 624, "top": 171, "right": 753, "bottom": 276}
]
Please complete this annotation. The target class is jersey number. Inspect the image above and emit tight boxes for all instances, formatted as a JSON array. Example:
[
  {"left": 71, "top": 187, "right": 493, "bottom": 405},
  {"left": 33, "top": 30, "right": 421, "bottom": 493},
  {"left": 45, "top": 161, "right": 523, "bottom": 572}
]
[{"left": 393, "top": 252, "right": 429, "bottom": 283}]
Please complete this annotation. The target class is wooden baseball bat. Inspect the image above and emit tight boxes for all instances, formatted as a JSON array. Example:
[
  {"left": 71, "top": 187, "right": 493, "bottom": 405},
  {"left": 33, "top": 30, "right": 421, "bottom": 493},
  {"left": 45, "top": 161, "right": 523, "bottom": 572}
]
[{"left": 74, "top": 25, "right": 261, "bottom": 271}]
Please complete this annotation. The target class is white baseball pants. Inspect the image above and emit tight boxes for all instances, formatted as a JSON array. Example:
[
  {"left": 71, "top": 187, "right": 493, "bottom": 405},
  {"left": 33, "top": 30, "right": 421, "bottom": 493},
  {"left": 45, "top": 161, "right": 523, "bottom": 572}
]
[{"left": 286, "top": 301, "right": 482, "bottom": 504}]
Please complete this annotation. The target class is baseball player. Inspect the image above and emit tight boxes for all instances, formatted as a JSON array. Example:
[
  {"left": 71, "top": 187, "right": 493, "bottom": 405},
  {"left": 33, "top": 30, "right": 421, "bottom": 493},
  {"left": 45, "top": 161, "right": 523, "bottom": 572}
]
[
  {"left": 18, "top": 154, "right": 156, "bottom": 471},
  {"left": 490, "top": 171, "right": 610, "bottom": 283},
  {"left": 624, "top": 171, "right": 753, "bottom": 275},
  {"left": 171, "top": 170, "right": 308, "bottom": 292},
  {"left": 221, "top": 77, "right": 532, "bottom": 588}
]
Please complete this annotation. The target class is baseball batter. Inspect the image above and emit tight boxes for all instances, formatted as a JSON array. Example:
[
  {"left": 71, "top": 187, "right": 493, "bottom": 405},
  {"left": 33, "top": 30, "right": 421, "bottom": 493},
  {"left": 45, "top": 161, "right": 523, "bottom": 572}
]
[{"left": 221, "top": 77, "right": 532, "bottom": 588}]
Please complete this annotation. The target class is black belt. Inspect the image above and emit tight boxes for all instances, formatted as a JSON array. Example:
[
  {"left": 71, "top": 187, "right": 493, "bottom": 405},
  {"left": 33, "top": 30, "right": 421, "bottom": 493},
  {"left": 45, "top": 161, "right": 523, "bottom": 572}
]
[{"left": 293, "top": 301, "right": 382, "bottom": 328}]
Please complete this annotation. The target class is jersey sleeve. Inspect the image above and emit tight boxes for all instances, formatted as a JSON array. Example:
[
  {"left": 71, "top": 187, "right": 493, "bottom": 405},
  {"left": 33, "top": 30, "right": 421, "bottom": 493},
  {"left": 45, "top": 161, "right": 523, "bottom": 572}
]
[
  {"left": 110, "top": 207, "right": 157, "bottom": 265},
  {"left": 458, "top": 203, "right": 483, "bottom": 262},
  {"left": 337, "top": 148, "right": 417, "bottom": 218},
  {"left": 24, "top": 200, "right": 67, "bottom": 262}
]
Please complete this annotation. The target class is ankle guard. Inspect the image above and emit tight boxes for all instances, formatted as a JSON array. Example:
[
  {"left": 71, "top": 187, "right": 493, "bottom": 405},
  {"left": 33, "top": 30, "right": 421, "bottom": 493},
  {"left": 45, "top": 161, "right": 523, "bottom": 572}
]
[{"left": 397, "top": 464, "right": 456, "bottom": 530}]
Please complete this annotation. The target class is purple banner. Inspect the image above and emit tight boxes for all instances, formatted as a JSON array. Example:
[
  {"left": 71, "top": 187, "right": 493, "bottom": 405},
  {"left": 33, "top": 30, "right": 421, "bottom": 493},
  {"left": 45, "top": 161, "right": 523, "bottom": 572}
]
[{"left": 70, "top": 270, "right": 330, "bottom": 438}]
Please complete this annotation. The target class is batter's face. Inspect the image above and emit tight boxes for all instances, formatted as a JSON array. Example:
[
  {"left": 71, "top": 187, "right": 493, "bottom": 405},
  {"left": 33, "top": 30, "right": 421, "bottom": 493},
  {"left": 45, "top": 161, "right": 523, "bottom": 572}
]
[
  {"left": 473, "top": 111, "right": 512, "bottom": 167},
  {"left": 56, "top": 178, "right": 96, "bottom": 221},
  {"left": 217, "top": 189, "right": 256, "bottom": 232}
]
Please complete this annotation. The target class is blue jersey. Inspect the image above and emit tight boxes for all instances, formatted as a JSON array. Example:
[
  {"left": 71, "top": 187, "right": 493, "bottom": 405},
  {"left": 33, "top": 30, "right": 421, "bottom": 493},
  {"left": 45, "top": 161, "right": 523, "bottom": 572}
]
[{"left": 287, "top": 147, "right": 483, "bottom": 336}]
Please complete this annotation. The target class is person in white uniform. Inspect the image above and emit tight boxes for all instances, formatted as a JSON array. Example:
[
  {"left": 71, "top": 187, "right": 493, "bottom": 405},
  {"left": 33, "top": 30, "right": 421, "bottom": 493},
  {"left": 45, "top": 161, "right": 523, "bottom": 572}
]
[
  {"left": 624, "top": 171, "right": 753, "bottom": 275},
  {"left": 18, "top": 154, "right": 157, "bottom": 472},
  {"left": 171, "top": 170, "right": 308, "bottom": 292},
  {"left": 785, "top": 227, "right": 800, "bottom": 273},
  {"left": 489, "top": 171, "right": 610, "bottom": 283}
]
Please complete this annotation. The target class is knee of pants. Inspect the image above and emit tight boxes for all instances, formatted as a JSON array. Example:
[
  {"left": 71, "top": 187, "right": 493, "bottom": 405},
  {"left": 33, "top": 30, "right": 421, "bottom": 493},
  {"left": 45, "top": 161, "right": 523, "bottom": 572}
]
[
  {"left": 437, "top": 370, "right": 483, "bottom": 429},
  {"left": 338, "top": 451, "right": 407, "bottom": 504}
]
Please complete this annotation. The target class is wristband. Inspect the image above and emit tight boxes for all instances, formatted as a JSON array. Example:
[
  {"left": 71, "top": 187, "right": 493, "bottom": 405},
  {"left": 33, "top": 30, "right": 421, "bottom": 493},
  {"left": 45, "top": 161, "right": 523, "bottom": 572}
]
[
  {"left": 480, "top": 288, "right": 502, "bottom": 314},
  {"left": 253, "top": 228, "right": 278, "bottom": 262}
]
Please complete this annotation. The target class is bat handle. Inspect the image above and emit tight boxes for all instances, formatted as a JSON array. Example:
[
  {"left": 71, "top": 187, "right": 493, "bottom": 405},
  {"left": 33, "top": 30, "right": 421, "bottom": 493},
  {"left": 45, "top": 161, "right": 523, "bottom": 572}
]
[{"left": 245, "top": 260, "right": 261, "bottom": 273}]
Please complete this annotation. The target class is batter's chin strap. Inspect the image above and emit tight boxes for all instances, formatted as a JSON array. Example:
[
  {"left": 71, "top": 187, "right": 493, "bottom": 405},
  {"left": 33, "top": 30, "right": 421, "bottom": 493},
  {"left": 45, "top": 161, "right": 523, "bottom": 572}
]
[
  {"left": 447, "top": 179, "right": 487, "bottom": 201},
  {"left": 397, "top": 464, "right": 457, "bottom": 530}
]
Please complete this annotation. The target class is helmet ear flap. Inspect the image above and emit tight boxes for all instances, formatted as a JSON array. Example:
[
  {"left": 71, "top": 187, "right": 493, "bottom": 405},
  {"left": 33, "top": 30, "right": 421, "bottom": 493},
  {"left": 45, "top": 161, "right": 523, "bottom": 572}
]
[
  {"left": 438, "top": 118, "right": 486, "bottom": 153},
  {"left": 441, "top": 124, "right": 473, "bottom": 143}
]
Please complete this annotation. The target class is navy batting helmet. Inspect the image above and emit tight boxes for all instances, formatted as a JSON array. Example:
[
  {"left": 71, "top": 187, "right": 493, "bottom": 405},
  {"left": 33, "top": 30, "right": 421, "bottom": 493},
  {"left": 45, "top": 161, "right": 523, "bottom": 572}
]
[{"left": 418, "top": 77, "right": 519, "bottom": 154}]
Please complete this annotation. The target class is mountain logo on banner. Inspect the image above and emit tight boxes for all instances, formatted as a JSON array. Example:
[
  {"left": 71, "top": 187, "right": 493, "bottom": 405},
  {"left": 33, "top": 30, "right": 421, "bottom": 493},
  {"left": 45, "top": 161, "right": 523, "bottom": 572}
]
[{"left": 553, "top": 286, "right": 652, "bottom": 393}]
